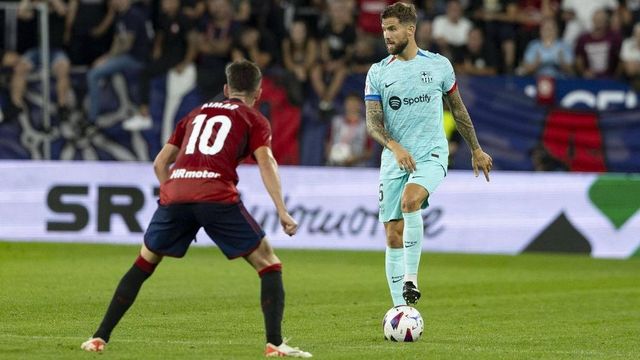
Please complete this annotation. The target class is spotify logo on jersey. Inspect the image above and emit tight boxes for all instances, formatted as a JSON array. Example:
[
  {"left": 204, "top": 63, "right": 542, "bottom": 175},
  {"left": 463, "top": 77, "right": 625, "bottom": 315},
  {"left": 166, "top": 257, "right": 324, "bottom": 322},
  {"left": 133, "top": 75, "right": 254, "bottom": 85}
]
[{"left": 389, "top": 96, "right": 402, "bottom": 110}]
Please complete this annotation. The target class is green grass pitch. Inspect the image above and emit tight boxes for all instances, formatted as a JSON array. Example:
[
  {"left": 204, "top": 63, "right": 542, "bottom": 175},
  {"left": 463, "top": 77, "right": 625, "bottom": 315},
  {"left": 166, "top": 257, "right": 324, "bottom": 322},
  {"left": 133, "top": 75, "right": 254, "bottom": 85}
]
[{"left": 1, "top": 242, "right": 638, "bottom": 359}]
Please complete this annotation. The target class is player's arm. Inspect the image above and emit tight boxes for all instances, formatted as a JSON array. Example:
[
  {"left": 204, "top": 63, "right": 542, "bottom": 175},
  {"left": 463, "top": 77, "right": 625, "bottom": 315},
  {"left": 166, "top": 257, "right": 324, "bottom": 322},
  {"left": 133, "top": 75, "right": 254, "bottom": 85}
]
[
  {"left": 254, "top": 146, "right": 298, "bottom": 236},
  {"left": 365, "top": 100, "right": 416, "bottom": 172},
  {"left": 444, "top": 88, "right": 493, "bottom": 181},
  {"left": 153, "top": 144, "right": 180, "bottom": 183}
]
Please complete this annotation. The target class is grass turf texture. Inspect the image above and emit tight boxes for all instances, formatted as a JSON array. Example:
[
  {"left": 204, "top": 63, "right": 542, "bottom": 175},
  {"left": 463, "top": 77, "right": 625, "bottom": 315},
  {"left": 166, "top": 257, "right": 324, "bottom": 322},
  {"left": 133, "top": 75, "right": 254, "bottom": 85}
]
[{"left": 0, "top": 242, "right": 638, "bottom": 359}]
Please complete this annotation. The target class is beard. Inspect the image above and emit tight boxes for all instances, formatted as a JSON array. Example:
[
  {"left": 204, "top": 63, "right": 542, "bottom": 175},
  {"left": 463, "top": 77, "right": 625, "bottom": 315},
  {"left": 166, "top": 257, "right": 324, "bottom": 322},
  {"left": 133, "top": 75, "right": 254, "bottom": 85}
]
[{"left": 387, "top": 37, "right": 409, "bottom": 55}]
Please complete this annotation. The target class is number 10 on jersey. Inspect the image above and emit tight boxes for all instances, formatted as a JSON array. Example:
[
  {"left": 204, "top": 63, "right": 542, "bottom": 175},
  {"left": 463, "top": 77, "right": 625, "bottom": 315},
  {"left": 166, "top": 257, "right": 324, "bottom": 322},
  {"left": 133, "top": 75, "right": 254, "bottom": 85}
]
[{"left": 185, "top": 114, "right": 232, "bottom": 155}]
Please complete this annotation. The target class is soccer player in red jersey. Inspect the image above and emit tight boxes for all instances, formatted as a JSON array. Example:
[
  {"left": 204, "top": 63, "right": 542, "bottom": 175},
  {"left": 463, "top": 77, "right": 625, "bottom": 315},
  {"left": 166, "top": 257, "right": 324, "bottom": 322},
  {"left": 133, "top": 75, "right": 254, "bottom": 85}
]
[{"left": 81, "top": 60, "right": 312, "bottom": 358}]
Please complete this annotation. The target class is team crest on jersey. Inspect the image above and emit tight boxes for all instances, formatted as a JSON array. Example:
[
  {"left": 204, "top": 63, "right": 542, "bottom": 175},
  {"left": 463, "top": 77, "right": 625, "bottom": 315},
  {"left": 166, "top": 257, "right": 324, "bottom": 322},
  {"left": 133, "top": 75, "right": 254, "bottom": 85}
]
[{"left": 421, "top": 71, "right": 433, "bottom": 83}]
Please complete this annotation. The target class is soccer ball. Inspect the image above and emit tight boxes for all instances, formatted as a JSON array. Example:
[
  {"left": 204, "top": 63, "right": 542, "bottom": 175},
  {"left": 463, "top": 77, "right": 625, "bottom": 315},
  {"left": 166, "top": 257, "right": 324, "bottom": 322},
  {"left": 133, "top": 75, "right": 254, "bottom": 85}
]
[{"left": 382, "top": 305, "right": 424, "bottom": 342}]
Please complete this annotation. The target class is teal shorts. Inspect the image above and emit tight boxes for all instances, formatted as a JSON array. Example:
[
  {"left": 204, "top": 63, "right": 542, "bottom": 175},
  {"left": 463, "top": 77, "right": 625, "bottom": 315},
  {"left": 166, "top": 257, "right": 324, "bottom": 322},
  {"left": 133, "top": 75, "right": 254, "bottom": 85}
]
[{"left": 378, "top": 161, "right": 446, "bottom": 223}]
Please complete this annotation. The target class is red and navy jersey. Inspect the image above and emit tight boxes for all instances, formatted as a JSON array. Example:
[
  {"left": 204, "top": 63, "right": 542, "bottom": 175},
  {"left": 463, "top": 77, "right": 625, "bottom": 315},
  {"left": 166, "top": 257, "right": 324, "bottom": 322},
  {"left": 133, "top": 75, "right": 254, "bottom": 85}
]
[{"left": 160, "top": 98, "right": 271, "bottom": 205}]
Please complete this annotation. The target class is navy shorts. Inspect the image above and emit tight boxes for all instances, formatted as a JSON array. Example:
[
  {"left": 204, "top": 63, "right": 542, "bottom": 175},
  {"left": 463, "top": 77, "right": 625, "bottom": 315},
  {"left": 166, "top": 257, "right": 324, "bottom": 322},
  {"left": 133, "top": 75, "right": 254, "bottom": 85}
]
[{"left": 144, "top": 202, "right": 265, "bottom": 259}]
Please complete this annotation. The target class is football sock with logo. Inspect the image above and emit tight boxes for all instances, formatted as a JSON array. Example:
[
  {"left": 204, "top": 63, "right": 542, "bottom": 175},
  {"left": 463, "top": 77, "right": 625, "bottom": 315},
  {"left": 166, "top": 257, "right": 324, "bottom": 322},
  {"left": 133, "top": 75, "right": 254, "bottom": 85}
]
[
  {"left": 385, "top": 247, "right": 405, "bottom": 306},
  {"left": 402, "top": 210, "right": 423, "bottom": 285},
  {"left": 259, "top": 264, "right": 284, "bottom": 346},
  {"left": 93, "top": 256, "right": 157, "bottom": 342}
]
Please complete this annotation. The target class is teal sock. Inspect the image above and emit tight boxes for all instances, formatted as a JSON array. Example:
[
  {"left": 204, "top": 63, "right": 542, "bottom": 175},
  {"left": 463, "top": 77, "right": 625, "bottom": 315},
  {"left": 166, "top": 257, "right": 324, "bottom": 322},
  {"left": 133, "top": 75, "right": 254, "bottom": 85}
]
[
  {"left": 385, "top": 247, "right": 405, "bottom": 306},
  {"left": 403, "top": 210, "right": 423, "bottom": 285}
]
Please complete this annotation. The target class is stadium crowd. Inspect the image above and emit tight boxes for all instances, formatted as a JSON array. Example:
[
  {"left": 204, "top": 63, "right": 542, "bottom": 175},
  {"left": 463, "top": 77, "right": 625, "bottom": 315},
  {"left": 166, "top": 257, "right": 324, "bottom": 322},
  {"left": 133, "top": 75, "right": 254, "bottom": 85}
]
[{"left": 1, "top": 0, "right": 639, "bottom": 167}]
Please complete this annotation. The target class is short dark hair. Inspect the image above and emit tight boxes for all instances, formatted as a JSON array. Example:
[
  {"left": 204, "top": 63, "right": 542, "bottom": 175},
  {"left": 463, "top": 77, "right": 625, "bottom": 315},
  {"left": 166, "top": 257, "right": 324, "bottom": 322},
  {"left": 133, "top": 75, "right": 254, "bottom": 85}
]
[
  {"left": 225, "top": 60, "right": 262, "bottom": 94},
  {"left": 381, "top": 2, "right": 417, "bottom": 25}
]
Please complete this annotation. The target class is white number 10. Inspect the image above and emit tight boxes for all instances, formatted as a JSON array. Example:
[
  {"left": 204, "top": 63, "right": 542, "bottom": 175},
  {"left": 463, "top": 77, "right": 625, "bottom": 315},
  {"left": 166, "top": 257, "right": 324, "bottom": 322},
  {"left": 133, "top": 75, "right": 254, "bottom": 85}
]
[{"left": 185, "top": 114, "right": 232, "bottom": 155}]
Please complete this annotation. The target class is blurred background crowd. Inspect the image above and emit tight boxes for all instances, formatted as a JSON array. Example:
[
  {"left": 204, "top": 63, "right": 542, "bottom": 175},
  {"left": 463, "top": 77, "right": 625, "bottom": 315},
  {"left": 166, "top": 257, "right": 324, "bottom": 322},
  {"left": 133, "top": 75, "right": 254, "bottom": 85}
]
[{"left": 1, "top": 0, "right": 639, "bottom": 170}]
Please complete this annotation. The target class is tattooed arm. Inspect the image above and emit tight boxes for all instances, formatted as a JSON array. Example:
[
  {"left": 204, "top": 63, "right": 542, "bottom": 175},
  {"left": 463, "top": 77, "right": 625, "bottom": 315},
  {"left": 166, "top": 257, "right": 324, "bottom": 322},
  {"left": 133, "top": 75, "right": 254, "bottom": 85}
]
[
  {"left": 365, "top": 100, "right": 392, "bottom": 147},
  {"left": 365, "top": 100, "right": 416, "bottom": 172},
  {"left": 445, "top": 88, "right": 480, "bottom": 151},
  {"left": 444, "top": 88, "right": 493, "bottom": 181}
]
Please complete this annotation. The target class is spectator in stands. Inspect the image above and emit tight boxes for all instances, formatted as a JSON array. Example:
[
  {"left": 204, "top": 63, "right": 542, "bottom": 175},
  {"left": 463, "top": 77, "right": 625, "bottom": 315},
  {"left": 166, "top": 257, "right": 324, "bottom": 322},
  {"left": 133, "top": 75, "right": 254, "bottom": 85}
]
[
  {"left": 326, "top": 93, "right": 371, "bottom": 166},
  {"left": 65, "top": 0, "right": 115, "bottom": 66},
  {"left": 415, "top": 0, "right": 449, "bottom": 19},
  {"left": 515, "top": 0, "right": 559, "bottom": 64},
  {"left": 86, "top": 0, "right": 152, "bottom": 125},
  {"left": 182, "top": 0, "right": 206, "bottom": 20},
  {"left": 282, "top": 20, "right": 317, "bottom": 84},
  {"left": 432, "top": 0, "right": 472, "bottom": 60},
  {"left": 351, "top": 33, "right": 378, "bottom": 74},
  {"left": 10, "top": 0, "right": 72, "bottom": 121},
  {"left": 1, "top": 50, "right": 20, "bottom": 123},
  {"left": 621, "top": 23, "right": 640, "bottom": 89},
  {"left": 311, "top": 0, "right": 356, "bottom": 114},
  {"left": 469, "top": 0, "right": 519, "bottom": 73},
  {"left": 231, "top": 26, "right": 279, "bottom": 70},
  {"left": 355, "top": 0, "right": 394, "bottom": 57},
  {"left": 415, "top": 19, "right": 439, "bottom": 53},
  {"left": 455, "top": 27, "right": 498, "bottom": 75},
  {"left": 620, "top": 0, "right": 640, "bottom": 28},
  {"left": 561, "top": 0, "right": 618, "bottom": 48},
  {"left": 196, "top": 0, "right": 239, "bottom": 101},
  {"left": 123, "top": 0, "right": 198, "bottom": 131},
  {"left": 1, "top": 50, "right": 19, "bottom": 84},
  {"left": 520, "top": 18, "right": 573, "bottom": 78},
  {"left": 356, "top": 0, "right": 395, "bottom": 36},
  {"left": 248, "top": 0, "right": 287, "bottom": 41},
  {"left": 231, "top": 0, "right": 251, "bottom": 22},
  {"left": 575, "top": 9, "right": 622, "bottom": 79}
]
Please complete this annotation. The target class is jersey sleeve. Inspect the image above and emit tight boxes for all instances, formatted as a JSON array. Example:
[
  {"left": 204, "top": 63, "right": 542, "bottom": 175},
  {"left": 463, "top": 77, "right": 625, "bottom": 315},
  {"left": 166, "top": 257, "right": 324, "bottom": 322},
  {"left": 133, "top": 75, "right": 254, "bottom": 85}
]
[
  {"left": 441, "top": 56, "right": 457, "bottom": 95},
  {"left": 167, "top": 117, "right": 188, "bottom": 147},
  {"left": 168, "top": 107, "right": 200, "bottom": 147},
  {"left": 248, "top": 113, "right": 272, "bottom": 154},
  {"left": 364, "top": 63, "right": 382, "bottom": 102}
]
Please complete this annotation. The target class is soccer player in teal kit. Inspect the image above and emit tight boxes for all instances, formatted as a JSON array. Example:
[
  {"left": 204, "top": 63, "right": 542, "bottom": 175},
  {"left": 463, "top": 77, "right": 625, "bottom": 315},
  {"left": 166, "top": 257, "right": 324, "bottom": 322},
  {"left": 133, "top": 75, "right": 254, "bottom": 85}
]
[{"left": 365, "top": 3, "right": 492, "bottom": 306}]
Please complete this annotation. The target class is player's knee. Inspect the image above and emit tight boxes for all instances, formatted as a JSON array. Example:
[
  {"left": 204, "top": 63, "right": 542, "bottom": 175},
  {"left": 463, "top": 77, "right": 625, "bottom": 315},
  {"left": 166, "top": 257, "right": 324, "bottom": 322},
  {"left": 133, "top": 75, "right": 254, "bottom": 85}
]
[
  {"left": 401, "top": 197, "right": 422, "bottom": 213},
  {"left": 246, "top": 238, "right": 281, "bottom": 270}
]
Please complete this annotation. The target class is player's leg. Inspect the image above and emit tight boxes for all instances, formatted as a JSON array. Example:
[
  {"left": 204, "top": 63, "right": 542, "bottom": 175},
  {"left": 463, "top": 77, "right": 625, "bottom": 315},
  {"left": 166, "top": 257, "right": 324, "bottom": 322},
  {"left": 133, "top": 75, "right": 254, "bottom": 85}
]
[
  {"left": 400, "top": 183, "right": 429, "bottom": 305},
  {"left": 383, "top": 220, "right": 405, "bottom": 306},
  {"left": 380, "top": 177, "right": 406, "bottom": 306},
  {"left": 198, "top": 202, "right": 311, "bottom": 357},
  {"left": 244, "top": 239, "right": 285, "bottom": 347},
  {"left": 82, "top": 244, "right": 163, "bottom": 352},
  {"left": 244, "top": 239, "right": 312, "bottom": 358},
  {"left": 82, "top": 204, "right": 198, "bottom": 352},
  {"left": 401, "top": 161, "right": 446, "bottom": 304}
]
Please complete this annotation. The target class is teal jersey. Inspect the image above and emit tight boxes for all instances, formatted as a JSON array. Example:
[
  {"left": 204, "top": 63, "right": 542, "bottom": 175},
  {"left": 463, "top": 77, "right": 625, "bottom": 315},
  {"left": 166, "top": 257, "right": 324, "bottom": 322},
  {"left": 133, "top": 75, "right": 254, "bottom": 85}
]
[{"left": 364, "top": 49, "right": 456, "bottom": 179}]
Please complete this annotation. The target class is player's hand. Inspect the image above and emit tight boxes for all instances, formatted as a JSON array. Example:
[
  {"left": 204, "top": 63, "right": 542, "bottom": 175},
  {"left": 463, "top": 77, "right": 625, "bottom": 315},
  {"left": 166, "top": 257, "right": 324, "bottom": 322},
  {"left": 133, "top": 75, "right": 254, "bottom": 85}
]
[
  {"left": 472, "top": 148, "right": 493, "bottom": 182},
  {"left": 388, "top": 141, "right": 416, "bottom": 173},
  {"left": 279, "top": 212, "right": 298, "bottom": 236}
]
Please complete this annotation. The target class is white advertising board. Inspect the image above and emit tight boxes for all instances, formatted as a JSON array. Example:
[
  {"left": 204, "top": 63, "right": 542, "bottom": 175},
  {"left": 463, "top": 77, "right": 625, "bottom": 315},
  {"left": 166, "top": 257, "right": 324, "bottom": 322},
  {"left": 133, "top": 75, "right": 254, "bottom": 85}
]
[{"left": 0, "top": 161, "right": 638, "bottom": 258}]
